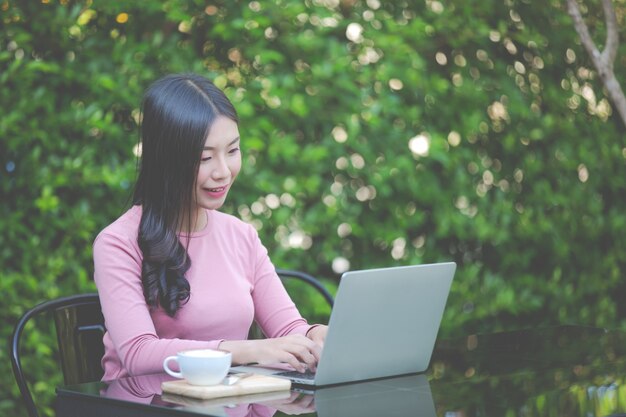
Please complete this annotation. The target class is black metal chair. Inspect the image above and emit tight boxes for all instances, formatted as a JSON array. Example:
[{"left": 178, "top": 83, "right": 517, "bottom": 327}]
[
  {"left": 276, "top": 268, "right": 334, "bottom": 308},
  {"left": 10, "top": 293, "right": 105, "bottom": 417}
]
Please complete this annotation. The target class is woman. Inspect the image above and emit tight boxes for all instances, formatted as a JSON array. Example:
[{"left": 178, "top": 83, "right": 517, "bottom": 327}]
[{"left": 94, "top": 73, "right": 327, "bottom": 381}]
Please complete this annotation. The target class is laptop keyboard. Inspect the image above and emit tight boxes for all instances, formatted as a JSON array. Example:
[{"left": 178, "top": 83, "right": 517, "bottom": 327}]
[{"left": 275, "top": 369, "right": 316, "bottom": 380}]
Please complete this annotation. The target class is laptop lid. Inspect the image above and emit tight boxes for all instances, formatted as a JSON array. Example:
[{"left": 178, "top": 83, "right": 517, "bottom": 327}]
[
  {"left": 313, "top": 262, "right": 456, "bottom": 386},
  {"left": 232, "top": 262, "right": 455, "bottom": 386}
]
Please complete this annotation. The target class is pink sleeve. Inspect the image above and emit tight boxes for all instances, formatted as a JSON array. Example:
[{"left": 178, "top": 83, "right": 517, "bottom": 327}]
[
  {"left": 94, "top": 232, "right": 219, "bottom": 376},
  {"left": 247, "top": 226, "right": 315, "bottom": 338}
]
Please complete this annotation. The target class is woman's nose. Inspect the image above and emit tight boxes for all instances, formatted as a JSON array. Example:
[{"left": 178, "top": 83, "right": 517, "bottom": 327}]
[{"left": 211, "top": 157, "right": 229, "bottom": 179}]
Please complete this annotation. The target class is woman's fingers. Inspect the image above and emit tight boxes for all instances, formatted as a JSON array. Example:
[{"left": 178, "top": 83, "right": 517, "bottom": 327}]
[
  {"left": 261, "top": 334, "right": 323, "bottom": 372},
  {"left": 291, "top": 339, "right": 319, "bottom": 365},
  {"left": 220, "top": 335, "right": 323, "bottom": 369},
  {"left": 278, "top": 339, "right": 316, "bottom": 372},
  {"left": 275, "top": 351, "right": 306, "bottom": 373}
]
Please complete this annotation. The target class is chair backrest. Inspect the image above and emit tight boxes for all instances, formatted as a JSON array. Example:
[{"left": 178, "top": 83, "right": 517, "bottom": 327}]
[
  {"left": 276, "top": 268, "right": 334, "bottom": 308},
  {"left": 10, "top": 293, "right": 105, "bottom": 417}
]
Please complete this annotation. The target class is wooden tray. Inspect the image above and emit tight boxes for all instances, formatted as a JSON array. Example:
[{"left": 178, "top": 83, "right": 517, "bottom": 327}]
[
  {"left": 161, "top": 389, "right": 291, "bottom": 408},
  {"left": 161, "top": 374, "right": 291, "bottom": 400}
]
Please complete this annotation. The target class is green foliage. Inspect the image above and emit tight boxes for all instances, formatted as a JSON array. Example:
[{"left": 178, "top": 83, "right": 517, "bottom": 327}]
[{"left": 2, "top": 0, "right": 626, "bottom": 416}]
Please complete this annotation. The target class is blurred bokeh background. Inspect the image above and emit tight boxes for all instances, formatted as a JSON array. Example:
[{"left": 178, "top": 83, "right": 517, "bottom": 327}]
[{"left": 1, "top": 0, "right": 625, "bottom": 416}]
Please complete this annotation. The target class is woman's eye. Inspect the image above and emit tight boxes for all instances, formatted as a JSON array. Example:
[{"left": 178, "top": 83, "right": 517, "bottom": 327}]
[
  {"left": 229, "top": 147, "right": 240, "bottom": 154},
  {"left": 201, "top": 155, "right": 212, "bottom": 162}
]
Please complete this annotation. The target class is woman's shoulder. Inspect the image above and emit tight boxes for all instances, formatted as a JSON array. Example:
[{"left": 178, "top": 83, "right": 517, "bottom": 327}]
[{"left": 94, "top": 205, "right": 142, "bottom": 246}]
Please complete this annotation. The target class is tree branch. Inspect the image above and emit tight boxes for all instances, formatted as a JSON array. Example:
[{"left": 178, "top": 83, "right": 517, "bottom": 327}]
[
  {"left": 566, "top": 0, "right": 626, "bottom": 128},
  {"left": 601, "top": 0, "right": 618, "bottom": 68},
  {"left": 566, "top": 0, "right": 601, "bottom": 61}
]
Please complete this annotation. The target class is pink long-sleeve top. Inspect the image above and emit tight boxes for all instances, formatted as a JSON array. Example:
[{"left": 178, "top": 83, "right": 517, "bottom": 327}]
[{"left": 93, "top": 205, "right": 313, "bottom": 381}]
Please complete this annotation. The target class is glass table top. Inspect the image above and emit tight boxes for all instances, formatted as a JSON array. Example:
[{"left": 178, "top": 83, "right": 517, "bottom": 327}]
[{"left": 56, "top": 325, "right": 626, "bottom": 417}]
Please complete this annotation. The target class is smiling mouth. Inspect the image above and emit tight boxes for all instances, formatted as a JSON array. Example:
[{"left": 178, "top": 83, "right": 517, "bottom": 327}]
[{"left": 207, "top": 187, "right": 225, "bottom": 192}]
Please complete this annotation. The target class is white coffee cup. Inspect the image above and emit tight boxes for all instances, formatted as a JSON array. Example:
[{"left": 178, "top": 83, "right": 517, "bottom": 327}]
[{"left": 163, "top": 349, "right": 232, "bottom": 386}]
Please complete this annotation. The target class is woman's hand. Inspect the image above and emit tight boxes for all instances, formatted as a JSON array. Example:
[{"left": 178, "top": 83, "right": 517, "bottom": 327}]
[
  {"left": 220, "top": 334, "right": 322, "bottom": 373},
  {"left": 306, "top": 325, "right": 328, "bottom": 348}
]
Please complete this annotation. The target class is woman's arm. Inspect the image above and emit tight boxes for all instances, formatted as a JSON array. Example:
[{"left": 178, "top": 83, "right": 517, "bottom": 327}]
[
  {"left": 94, "top": 231, "right": 217, "bottom": 376},
  {"left": 218, "top": 225, "right": 327, "bottom": 372}
]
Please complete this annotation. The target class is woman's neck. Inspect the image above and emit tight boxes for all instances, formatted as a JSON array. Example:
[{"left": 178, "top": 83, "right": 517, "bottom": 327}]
[{"left": 178, "top": 208, "right": 208, "bottom": 233}]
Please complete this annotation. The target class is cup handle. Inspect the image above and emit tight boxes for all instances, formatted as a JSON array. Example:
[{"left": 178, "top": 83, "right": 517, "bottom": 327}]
[{"left": 163, "top": 356, "right": 183, "bottom": 378}]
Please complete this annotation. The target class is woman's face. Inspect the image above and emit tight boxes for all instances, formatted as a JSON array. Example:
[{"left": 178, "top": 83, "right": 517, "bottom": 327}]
[{"left": 194, "top": 116, "right": 241, "bottom": 212}]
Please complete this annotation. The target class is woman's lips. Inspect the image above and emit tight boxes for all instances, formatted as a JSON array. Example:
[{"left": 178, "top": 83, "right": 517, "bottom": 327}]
[{"left": 204, "top": 185, "right": 228, "bottom": 198}]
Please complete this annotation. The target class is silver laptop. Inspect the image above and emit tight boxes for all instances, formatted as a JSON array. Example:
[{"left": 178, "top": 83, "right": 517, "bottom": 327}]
[{"left": 232, "top": 262, "right": 456, "bottom": 387}]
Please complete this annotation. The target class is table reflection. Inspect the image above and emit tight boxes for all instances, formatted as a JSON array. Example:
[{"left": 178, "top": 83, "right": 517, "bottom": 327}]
[
  {"left": 56, "top": 326, "right": 626, "bottom": 417},
  {"left": 313, "top": 374, "right": 435, "bottom": 417},
  {"left": 429, "top": 326, "right": 626, "bottom": 417},
  {"left": 101, "top": 372, "right": 303, "bottom": 417},
  {"left": 58, "top": 370, "right": 436, "bottom": 417},
  {"left": 96, "top": 372, "right": 436, "bottom": 417}
]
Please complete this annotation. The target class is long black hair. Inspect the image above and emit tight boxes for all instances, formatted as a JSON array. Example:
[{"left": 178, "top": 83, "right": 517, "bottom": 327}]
[{"left": 133, "top": 73, "right": 238, "bottom": 317}]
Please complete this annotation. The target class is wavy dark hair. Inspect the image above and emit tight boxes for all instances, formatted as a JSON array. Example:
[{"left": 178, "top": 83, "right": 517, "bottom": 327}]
[{"left": 133, "top": 73, "right": 238, "bottom": 317}]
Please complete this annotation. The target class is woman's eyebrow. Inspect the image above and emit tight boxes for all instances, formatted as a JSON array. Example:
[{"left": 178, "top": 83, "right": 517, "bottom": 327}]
[{"left": 204, "top": 137, "right": 240, "bottom": 150}]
